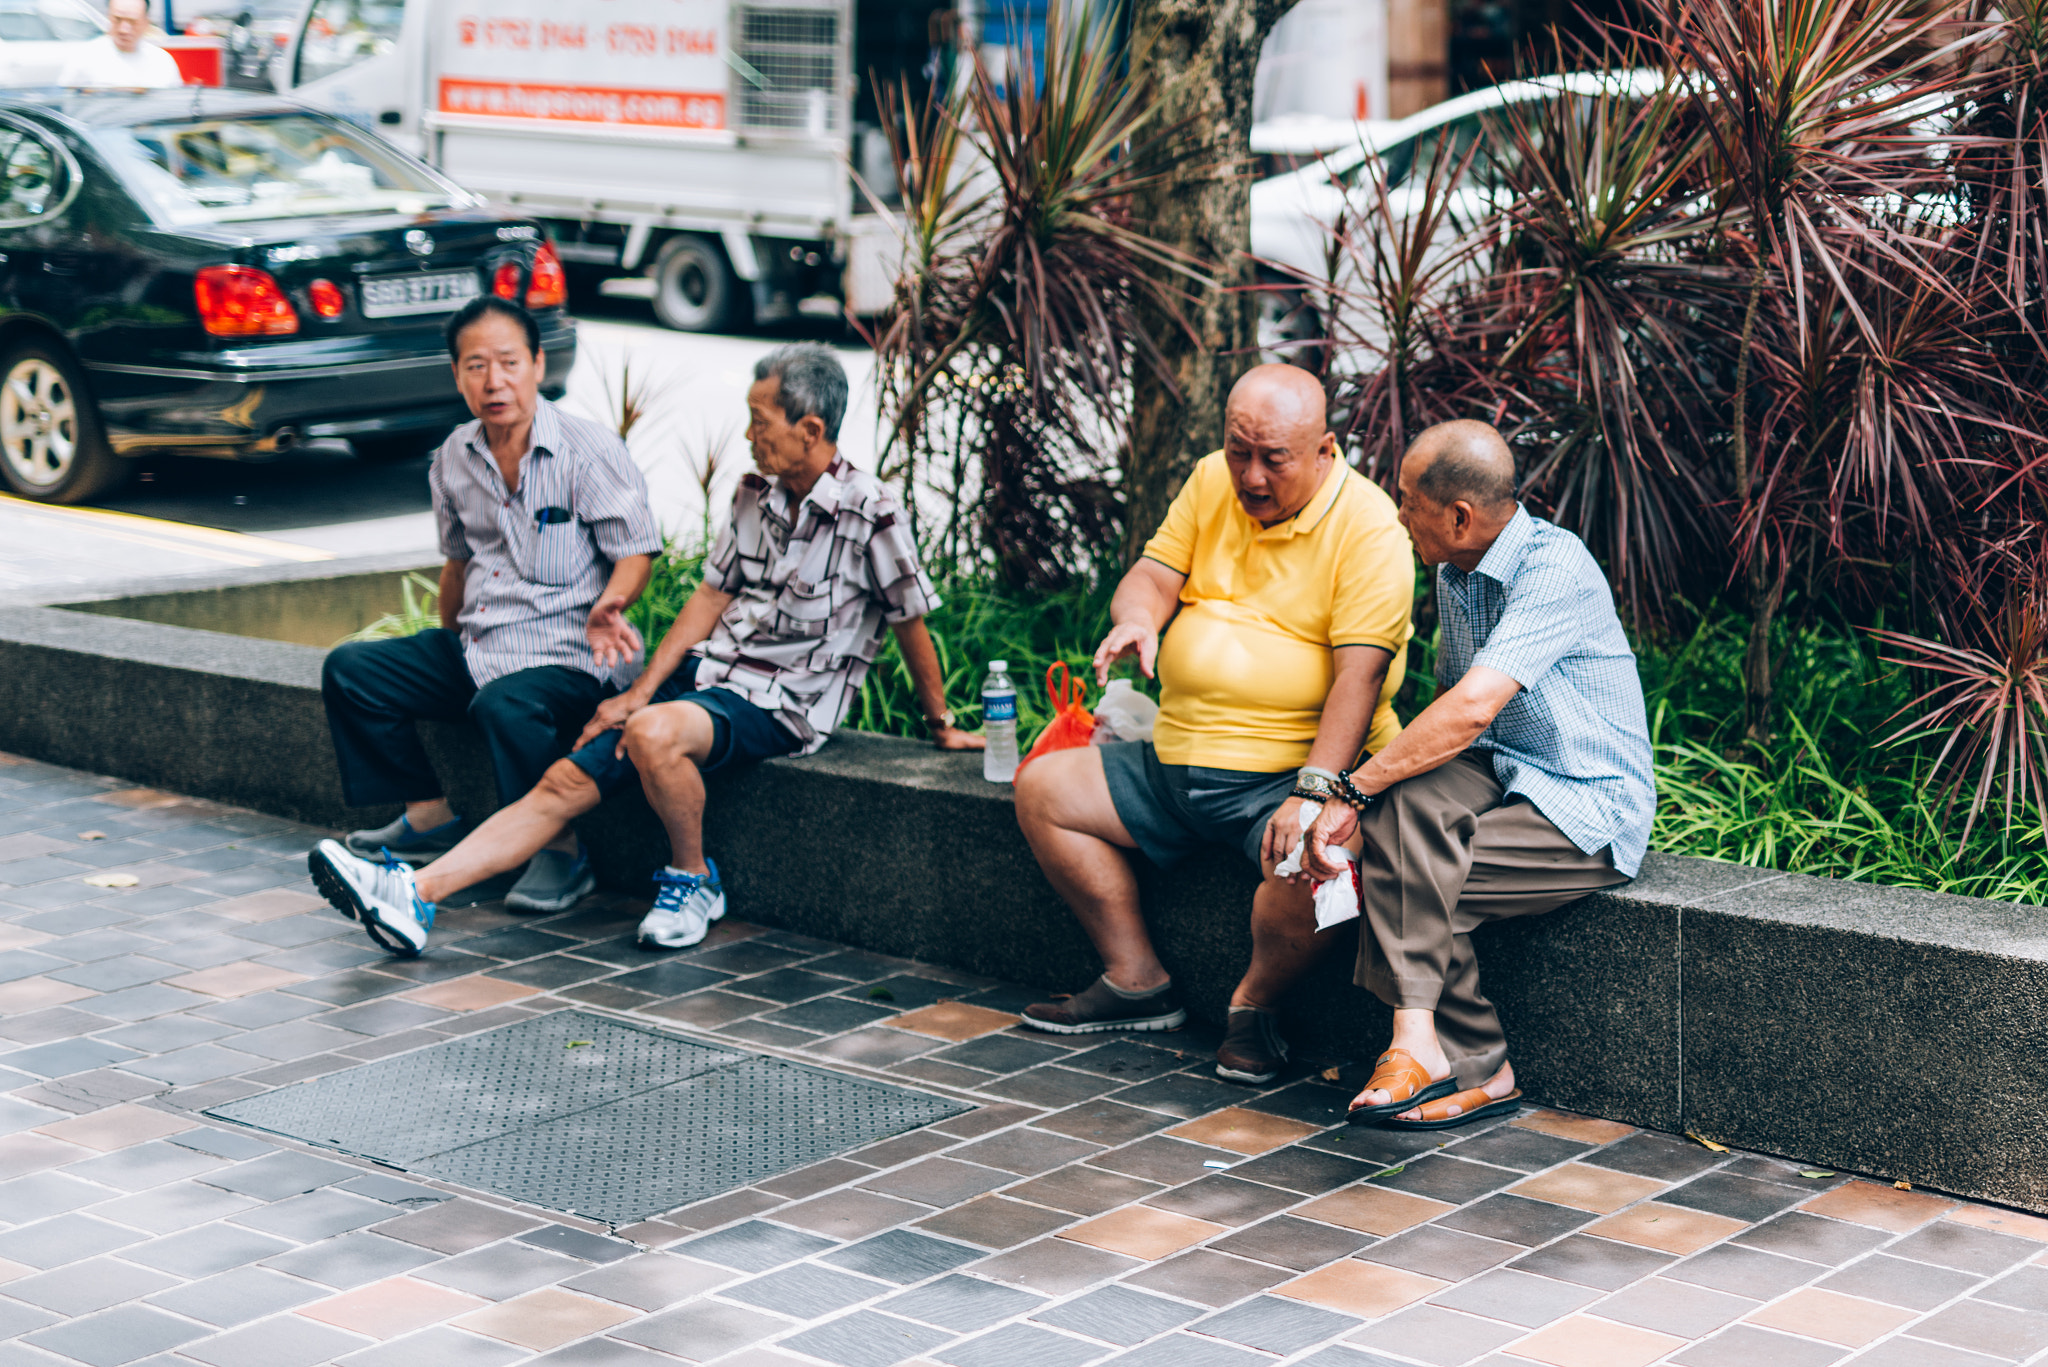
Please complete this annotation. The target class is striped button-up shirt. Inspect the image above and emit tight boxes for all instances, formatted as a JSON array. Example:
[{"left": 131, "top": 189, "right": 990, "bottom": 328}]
[
  {"left": 1436, "top": 507, "right": 1655, "bottom": 875},
  {"left": 429, "top": 399, "right": 662, "bottom": 687},
  {"left": 696, "top": 455, "right": 939, "bottom": 753}
]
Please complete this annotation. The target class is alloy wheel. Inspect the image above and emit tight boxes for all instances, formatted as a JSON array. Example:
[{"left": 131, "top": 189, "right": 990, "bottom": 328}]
[{"left": 0, "top": 357, "right": 77, "bottom": 490}]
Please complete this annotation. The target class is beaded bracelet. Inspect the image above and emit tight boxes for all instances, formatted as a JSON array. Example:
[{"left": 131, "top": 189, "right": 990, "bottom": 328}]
[{"left": 1334, "top": 768, "right": 1378, "bottom": 812}]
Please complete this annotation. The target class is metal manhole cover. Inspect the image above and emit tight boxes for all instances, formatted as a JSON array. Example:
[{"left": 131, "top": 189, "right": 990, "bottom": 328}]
[{"left": 207, "top": 1011, "right": 970, "bottom": 1224}]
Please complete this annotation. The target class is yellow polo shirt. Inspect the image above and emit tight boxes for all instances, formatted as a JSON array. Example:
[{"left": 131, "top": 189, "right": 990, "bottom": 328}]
[{"left": 1142, "top": 451, "right": 1414, "bottom": 771}]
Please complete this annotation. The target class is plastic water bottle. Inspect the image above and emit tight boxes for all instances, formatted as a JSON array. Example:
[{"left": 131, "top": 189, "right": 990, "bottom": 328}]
[{"left": 982, "top": 659, "right": 1019, "bottom": 783}]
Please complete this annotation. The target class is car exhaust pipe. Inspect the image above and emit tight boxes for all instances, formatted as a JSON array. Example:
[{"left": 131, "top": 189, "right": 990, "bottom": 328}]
[{"left": 256, "top": 427, "right": 298, "bottom": 454}]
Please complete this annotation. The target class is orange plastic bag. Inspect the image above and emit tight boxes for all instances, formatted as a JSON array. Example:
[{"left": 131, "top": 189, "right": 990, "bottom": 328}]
[{"left": 1015, "top": 662, "right": 1096, "bottom": 777}]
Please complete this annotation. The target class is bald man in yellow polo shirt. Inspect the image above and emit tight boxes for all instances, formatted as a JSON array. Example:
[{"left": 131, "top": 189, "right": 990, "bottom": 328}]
[{"left": 1014, "top": 364, "right": 1414, "bottom": 1084}]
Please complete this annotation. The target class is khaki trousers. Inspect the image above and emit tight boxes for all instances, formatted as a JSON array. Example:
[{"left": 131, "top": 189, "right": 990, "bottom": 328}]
[{"left": 1353, "top": 751, "right": 1628, "bottom": 1089}]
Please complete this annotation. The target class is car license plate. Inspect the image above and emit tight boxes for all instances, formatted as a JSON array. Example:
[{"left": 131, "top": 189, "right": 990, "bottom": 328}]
[{"left": 360, "top": 271, "right": 481, "bottom": 318}]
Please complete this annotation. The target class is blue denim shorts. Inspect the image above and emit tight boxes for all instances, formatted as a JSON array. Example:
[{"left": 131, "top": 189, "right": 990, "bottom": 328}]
[{"left": 566, "top": 655, "right": 799, "bottom": 798}]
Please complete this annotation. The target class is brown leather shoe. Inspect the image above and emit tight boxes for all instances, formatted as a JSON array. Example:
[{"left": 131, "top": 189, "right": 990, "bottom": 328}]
[
  {"left": 1021, "top": 976, "right": 1186, "bottom": 1035},
  {"left": 1215, "top": 1006, "right": 1288, "bottom": 1084}
]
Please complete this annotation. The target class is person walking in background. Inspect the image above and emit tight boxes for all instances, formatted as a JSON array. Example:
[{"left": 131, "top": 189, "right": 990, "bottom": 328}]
[
  {"left": 318, "top": 296, "right": 658, "bottom": 939},
  {"left": 59, "top": 0, "right": 182, "bottom": 87},
  {"left": 1302, "top": 420, "right": 1654, "bottom": 1130},
  {"left": 1014, "top": 363, "right": 1416, "bottom": 1085},
  {"left": 310, "top": 343, "right": 982, "bottom": 957}
]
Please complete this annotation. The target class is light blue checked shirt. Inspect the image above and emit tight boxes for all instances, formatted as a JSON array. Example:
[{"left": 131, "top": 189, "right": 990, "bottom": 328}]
[{"left": 1436, "top": 507, "right": 1655, "bottom": 876}]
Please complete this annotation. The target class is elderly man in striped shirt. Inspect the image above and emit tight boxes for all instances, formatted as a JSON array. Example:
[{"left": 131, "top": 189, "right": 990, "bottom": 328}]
[
  {"left": 310, "top": 343, "right": 982, "bottom": 958},
  {"left": 319, "top": 297, "right": 659, "bottom": 927},
  {"left": 1298, "top": 420, "right": 1654, "bottom": 1131}
]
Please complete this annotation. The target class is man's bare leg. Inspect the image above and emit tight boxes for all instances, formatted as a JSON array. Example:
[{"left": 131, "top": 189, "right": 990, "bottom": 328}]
[
  {"left": 413, "top": 760, "right": 602, "bottom": 903},
  {"left": 620, "top": 702, "right": 719, "bottom": 874},
  {"left": 1013, "top": 746, "right": 1164, "bottom": 993},
  {"left": 1351, "top": 1010, "right": 1519, "bottom": 1120},
  {"left": 1230, "top": 868, "right": 1336, "bottom": 1009}
]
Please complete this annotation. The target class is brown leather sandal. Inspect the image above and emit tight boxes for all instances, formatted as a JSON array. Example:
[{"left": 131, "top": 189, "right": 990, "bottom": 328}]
[
  {"left": 1382, "top": 1086, "right": 1524, "bottom": 1131},
  {"left": 1345, "top": 1048, "right": 1458, "bottom": 1124}
]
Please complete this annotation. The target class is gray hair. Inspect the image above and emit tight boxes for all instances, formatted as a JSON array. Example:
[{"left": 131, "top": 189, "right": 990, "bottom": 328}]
[{"left": 753, "top": 343, "right": 848, "bottom": 442}]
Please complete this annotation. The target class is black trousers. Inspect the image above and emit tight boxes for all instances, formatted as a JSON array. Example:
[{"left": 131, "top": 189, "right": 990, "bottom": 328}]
[{"left": 322, "top": 629, "right": 609, "bottom": 810}]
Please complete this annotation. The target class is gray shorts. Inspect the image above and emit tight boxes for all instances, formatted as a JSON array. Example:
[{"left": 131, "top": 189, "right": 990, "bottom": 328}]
[{"left": 1100, "top": 741, "right": 1297, "bottom": 870}]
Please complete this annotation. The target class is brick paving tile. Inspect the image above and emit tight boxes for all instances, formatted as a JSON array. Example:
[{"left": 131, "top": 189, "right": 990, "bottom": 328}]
[
  {"left": 1035, "top": 1100, "right": 1176, "bottom": 1146},
  {"left": 1063, "top": 1206, "right": 1223, "bottom": 1259},
  {"left": 638, "top": 989, "right": 773, "bottom": 1028},
  {"left": 756, "top": 1157, "right": 871, "bottom": 1199},
  {"left": 1508, "top": 1313, "right": 1685, "bottom": 1367},
  {"left": 1947, "top": 1205, "right": 2048, "bottom": 1242},
  {"left": 1031, "top": 1284, "right": 1202, "bottom": 1345},
  {"left": 1513, "top": 1110, "right": 1635, "bottom": 1145},
  {"left": 1584, "top": 1202, "right": 1748, "bottom": 1255},
  {"left": 1798, "top": 1180, "right": 1959, "bottom": 1234},
  {"left": 334, "top": 1323, "right": 530, "bottom": 1366},
  {"left": 0, "top": 1129, "right": 87, "bottom": 1178},
  {"left": 981, "top": 1065, "right": 1126, "bottom": 1109},
  {"left": 1144, "top": 1173, "right": 1299, "bottom": 1226},
  {"left": 204, "top": 1152, "right": 357, "bottom": 1200},
  {"left": 1888, "top": 1221, "right": 2041, "bottom": 1276},
  {"left": 818, "top": 1231, "right": 979, "bottom": 1286},
  {"left": 1346, "top": 1301, "right": 1522, "bottom": 1362},
  {"left": 0, "top": 1212, "right": 141, "bottom": 1268},
  {"left": 147, "top": 1265, "right": 327, "bottom": 1326},
  {"left": 165, "top": 963, "right": 308, "bottom": 997},
  {"left": 937, "top": 1322, "right": 1105, "bottom": 1367},
  {"left": 1592, "top": 1276, "right": 1757, "bottom": 1338},
  {"left": 558, "top": 1251, "right": 733, "bottom": 1310},
  {"left": 1819, "top": 1251, "right": 1983, "bottom": 1310},
  {"left": 1978, "top": 1263, "right": 2048, "bottom": 1311},
  {"left": 1907, "top": 1298, "right": 2048, "bottom": 1359},
  {"left": 946, "top": 1128, "right": 1099, "bottom": 1176},
  {"left": 611, "top": 1299, "right": 796, "bottom": 1358},
  {"left": 297, "top": 1275, "right": 489, "bottom": 1338},
  {"left": 0, "top": 1169, "right": 107, "bottom": 1222},
  {"left": 662, "top": 1187, "right": 783, "bottom": 1232},
  {"left": 1509, "top": 1163, "right": 1669, "bottom": 1215},
  {"left": 123, "top": 1223, "right": 295, "bottom": 1277},
  {"left": 1669, "top": 1323, "right": 1850, "bottom": 1366},
  {"left": 412, "top": 1242, "right": 589, "bottom": 1299},
  {"left": 22, "top": 1303, "right": 210, "bottom": 1365},
  {"left": 1297, "top": 1185, "right": 1454, "bottom": 1236},
  {"left": 67, "top": 1138, "right": 223, "bottom": 1191},
  {"left": 1190, "top": 1294, "right": 1360, "bottom": 1354},
  {"left": 1843, "top": 1340, "right": 2010, "bottom": 1367},
  {"left": 1088, "top": 1135, "right": 1242, "bottom": 1185},
  {"left": 879, "top": 1271, "right": 1042, "bottom": 1330},
  {"left": 0, "top": 977, "right": 94, "bottom": 1012},
  {"left": 1004, "top": 1165, "right": 1162, "bottom": 1216},
  {"left": 1111, "top": 1074, "right": 1256, "bottom": 1121},
  {"left": 451, "top": 1287, "right": 637, "bottom": 1351},
  {"left": 875, "top": 1000, "right": 1016, "bottom": 1042},
  {"left": 1207, "top": 1214, "right": 1374, "bottom": 1271},
  {"left": 1731, "top": 1212, "right": 1892, "bottom": 1266},
  {"left": 916, "top": 1195, "right": 1074, "bottom": 1249},
  {"left": 859, "top": 1157, "right": 1013, "bottom": 1207},
  {"left": 528, "top": 1337, "right": 679, "bottom": 1366},
  {"left": 182, "top": 1315, "right": 377, "bottom": 1367},
  {"left": 1121, "top": 1248, "right": 1292, "bottom": 1306},
  {"left": 1222, "top": 1144, "right": 1376, "bottom": 1196},
  {"left": 1163, "top": 1107, "right": 1322, "bottom": 1156},
  {"left": 675, "top": 1220, "right": 838, "bottom": 1272},
  {"left": 371, "top": 1199, "right": 543, "bottom": 1254},
  {"left": 1668, "top": 1242, "right": 1828, "bottom": 1299},
  {"left": 775, "top": 1189, "right": 935, "bottom": 1240},
  {"left": 398, "top": 977, "right": 541, "bottom": 1011},
  {"left": 1438, "top": 1193, "right": 1597, "bottom": 1248},
  {"left": 1369, "top": 1155, "right": 1521, "bottom": 1206},
  {"left": 847, "top": 1130, "right": 959, "bottom": 1168},
  {"left": 1430, "top": 1266, "right": 1605, "bottom": 1327},
  {"left": 1273, "top": 1258, "right": 1445, "bottom": 1317},
  {"left": 1102, "top": 1331, "right": 1270, "bottom": 1365},
  {"left": 1507, "top": 1229, "right": 1679, "bottom": 1295},
  {"left": 1744, "top": 1287, "right": 1915, "bottom": 1348},
  {"left": 1362, "top": 1224, "right": 1523, "bottom": 1281},
  {"left": 4, "top": 1257, "right": 180, "bottom": 1314},
  {"left": 968, "top": 1237, "right": 1141, "bottom": 1294}
]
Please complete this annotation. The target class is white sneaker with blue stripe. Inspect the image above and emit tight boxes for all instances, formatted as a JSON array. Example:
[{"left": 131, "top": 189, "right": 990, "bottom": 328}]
[
  {"left": 309, "top": 839, "right": 437, "bottom": 958},
  {"left": 638, "top": 860, "right": 723, "bottom": 950}
]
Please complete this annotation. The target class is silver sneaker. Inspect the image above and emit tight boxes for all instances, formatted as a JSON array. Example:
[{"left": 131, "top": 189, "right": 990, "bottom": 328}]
[
  {"left": 506, "top": 846, "right": 596, "bottom": 913},
  {"left": 308, "top": 839, "right": 435, "bottom": 957},
  {"left": 637, "top": 861, "right": 724, "bottom": 950}
]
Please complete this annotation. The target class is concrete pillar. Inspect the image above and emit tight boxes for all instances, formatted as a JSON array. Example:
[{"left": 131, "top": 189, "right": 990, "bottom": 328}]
[{"left": 1387, "top": 0, "right": 1447, "bottom": 118}]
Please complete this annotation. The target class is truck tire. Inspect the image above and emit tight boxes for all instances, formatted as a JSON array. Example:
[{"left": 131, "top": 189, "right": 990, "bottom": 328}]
[
  {"left": 651, "top": 234, "right": 740, "bottom": 333},
  {"left": 0, "top": 338, "right": 124, "bottom": 504}
]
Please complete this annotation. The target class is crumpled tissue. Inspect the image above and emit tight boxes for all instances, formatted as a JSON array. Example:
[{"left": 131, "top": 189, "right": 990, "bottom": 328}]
[{"left": 1273, "top": 800, "right": 1362, "bottom": 931}]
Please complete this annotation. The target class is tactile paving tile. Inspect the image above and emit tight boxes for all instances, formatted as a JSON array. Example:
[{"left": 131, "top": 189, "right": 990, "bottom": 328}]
[
  {"left": 206, "top": 1011, "right": 969, "bottom": 1224},
  {"left": 421, "top": 1055, "right": 969, "bottom": 1223}
]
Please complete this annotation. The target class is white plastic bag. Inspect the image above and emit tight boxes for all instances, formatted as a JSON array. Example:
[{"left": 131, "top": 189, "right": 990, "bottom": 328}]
[
  {"left": 1274, "top": 800, "right": 1362, "bottom": 930},
  {"left": 1090, "top": 678, "right": 1159, "bottom": 744}
]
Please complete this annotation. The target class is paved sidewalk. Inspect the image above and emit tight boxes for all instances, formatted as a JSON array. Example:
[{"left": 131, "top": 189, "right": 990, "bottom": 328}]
[{"left": 0, "top": 752, "right": 2044, "bottom": 1367}]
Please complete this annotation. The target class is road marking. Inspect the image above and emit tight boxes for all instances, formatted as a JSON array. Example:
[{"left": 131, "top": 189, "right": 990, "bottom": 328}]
[{"left": 0, "top": 495, "right": 335, "bottom": 564}]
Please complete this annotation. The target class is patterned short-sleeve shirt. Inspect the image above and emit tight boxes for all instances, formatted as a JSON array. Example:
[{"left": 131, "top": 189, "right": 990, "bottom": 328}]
[
  {"left": 1436, "top": 506, "right": 1655, "bottom": 875},
  {"left": 695, "top": 455, "right": 939, "bottom": 752},
  {"left": 429, "top": 399, "right": 663, "bottom": 688}
]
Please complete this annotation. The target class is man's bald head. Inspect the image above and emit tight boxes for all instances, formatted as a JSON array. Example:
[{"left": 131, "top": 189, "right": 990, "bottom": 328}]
[
  {"left": 1405, "top": 420, "right": 1516, "bottom": 511},
  {"left": 1218, "top": 363, "right": 1336, "bottom": 526}
]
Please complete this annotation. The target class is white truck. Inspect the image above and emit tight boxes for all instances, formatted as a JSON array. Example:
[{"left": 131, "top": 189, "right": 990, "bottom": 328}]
[{"left": 277, "top": 0, "right": 895, "bottom": 330}]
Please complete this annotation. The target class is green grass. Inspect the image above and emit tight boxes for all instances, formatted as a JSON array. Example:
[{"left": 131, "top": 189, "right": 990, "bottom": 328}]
[{"left": 352, "top": 549, "right": 2046, "bottom": 902}]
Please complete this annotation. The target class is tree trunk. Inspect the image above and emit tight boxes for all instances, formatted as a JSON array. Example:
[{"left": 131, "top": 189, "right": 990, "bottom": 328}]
[{"left": 1122, "top": 0, "right": 1302, "bottom": 562}]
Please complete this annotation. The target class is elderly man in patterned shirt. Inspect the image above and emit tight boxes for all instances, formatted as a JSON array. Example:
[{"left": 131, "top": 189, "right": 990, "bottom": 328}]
[
  {"left": 1298, "top": 420, "right": 1654, "bottom": 1131},
  {"left": 310, "top": 343, "right": 981, "bottom": 956},
  {"left": 318, "top": 296, "right": 659, "bottom": 937}
]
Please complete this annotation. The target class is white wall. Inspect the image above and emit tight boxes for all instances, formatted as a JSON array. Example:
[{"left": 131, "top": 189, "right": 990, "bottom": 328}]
[{"left": 1255, "top": 0, "right": 1388, "bottom": 124}]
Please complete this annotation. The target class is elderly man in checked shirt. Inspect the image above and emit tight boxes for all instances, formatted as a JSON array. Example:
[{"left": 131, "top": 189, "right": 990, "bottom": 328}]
[
  {"left": 318, "top": 297, "right": 659, "bottom": 932},
  {"left": 310, "top": 342, "right": 981, "bottom": 958},
  {"left": 1296, "top": 420, "right": 1655, "bottom": 1131}
]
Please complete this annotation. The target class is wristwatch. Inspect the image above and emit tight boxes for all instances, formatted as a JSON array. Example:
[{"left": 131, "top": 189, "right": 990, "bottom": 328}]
[
  {"left": 924, "top": 709, "right": 956, "bottom": 733},
  {"left": 1292, "top": 769, "right": 1340, "bottom": 802}
]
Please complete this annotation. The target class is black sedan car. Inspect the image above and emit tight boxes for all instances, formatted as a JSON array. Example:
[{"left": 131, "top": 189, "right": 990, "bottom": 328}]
[{"left": 0, "top": 87, "right": 575, "bottom": 503}]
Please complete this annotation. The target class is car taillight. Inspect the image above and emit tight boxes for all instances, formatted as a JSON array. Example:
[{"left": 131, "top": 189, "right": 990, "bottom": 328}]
[
  {"left": 195, "top": 265, "right": 298, "bottom": 336},
  {"left": 492, "top": 261, "right": 522, "bottom": 300},
  {"left": 526, "top": 242, "right": 567, "bottom": 309},
  {"left": 308, "top": 279, "right": 345, "bottom": 319}
]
